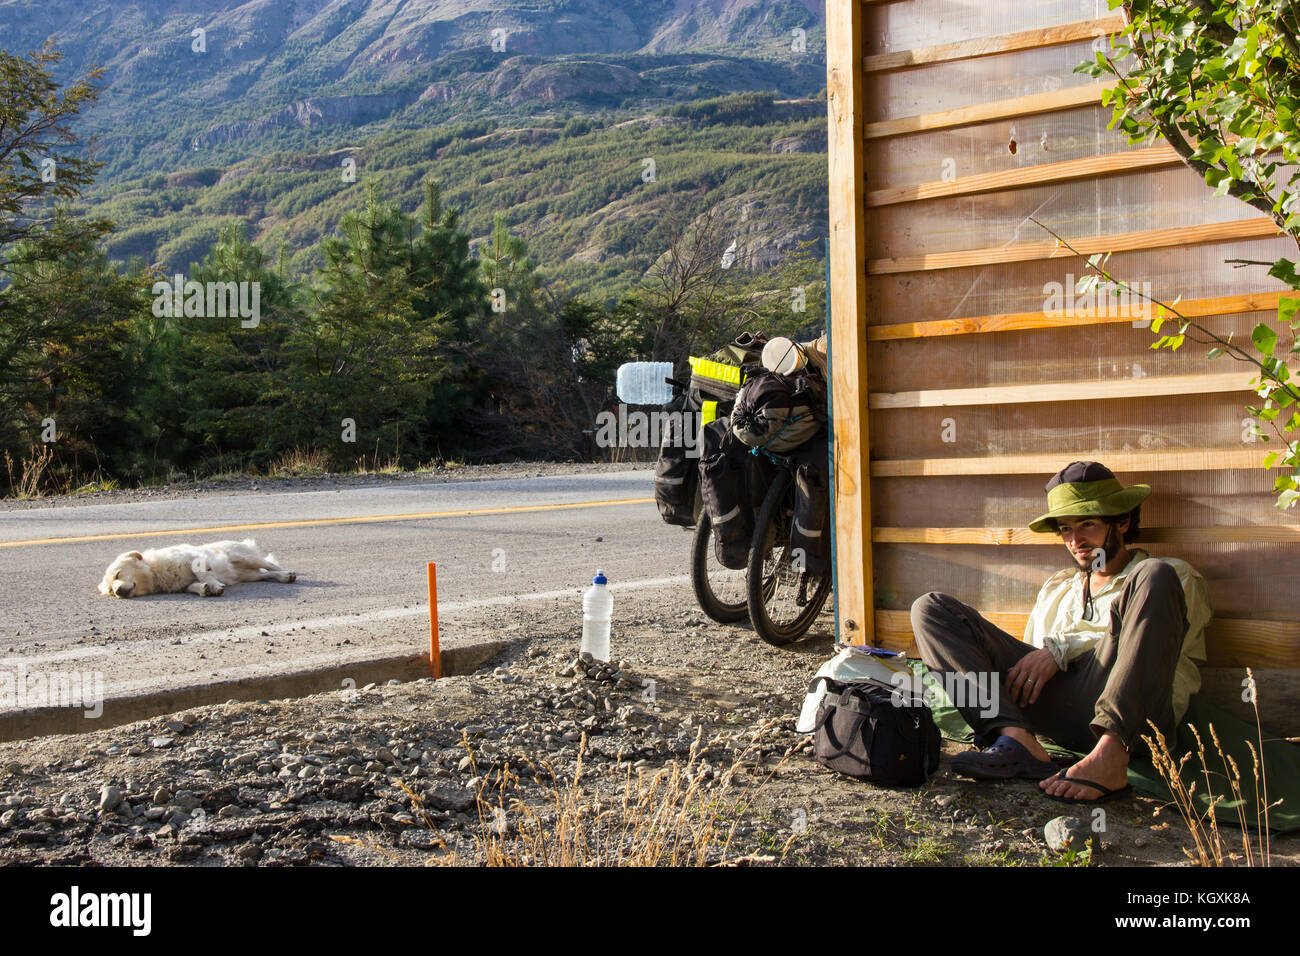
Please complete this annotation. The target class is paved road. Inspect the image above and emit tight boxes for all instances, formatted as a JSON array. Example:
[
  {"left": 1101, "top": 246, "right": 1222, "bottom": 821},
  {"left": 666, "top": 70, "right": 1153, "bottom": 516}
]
[{"left": 0, "top": 470, "right": 694, "bottom": 706}]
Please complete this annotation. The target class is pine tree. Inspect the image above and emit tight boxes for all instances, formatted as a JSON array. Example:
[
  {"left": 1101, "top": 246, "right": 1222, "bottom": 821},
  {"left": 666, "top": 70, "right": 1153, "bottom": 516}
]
[
  {"left": 168, "top": 223, "right": 302, "bottom": 472},
  {"left": 0, "top": 43, "right": 148, "bottom": 491}
]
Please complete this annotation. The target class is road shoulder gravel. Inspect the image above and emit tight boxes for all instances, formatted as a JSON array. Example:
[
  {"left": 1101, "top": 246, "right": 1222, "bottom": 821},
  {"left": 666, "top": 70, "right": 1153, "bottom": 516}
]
[{"left": 2, "top": 587, "right": 1278, "bottom": 867}]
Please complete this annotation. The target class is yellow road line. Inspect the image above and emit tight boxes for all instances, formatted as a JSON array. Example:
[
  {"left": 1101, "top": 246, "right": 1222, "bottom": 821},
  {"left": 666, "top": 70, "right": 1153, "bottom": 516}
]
[{"left": 0, "top": 497, "right": 657, "bottom": 549}]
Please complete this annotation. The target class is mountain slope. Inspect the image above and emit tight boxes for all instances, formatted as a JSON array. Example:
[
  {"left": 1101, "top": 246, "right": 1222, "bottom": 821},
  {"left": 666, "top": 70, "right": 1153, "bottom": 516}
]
[
  {"left": 3, "top": 0, "right": 829, "bottom": 299},
  {"left": 87, "top": 95, "right": 828, "bottom": 302},
  {"left": 1, "top": 0, "right": 825, "bottom": 181}
]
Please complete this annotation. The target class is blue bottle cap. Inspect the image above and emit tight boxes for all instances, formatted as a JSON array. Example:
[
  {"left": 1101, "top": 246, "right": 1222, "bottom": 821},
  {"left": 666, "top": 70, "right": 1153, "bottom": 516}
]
[{"left": 593, "top": 569, "right": 607, "bottom": 585}]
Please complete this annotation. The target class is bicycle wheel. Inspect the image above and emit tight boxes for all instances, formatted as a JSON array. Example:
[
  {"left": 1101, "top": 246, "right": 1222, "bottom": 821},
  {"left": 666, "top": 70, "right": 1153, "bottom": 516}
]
[
  {"left": 746, "top": 467, "right": 832, "bottom": 645},
  {"left": 691, "top": 510, "right": 750, "bottom": 623}
]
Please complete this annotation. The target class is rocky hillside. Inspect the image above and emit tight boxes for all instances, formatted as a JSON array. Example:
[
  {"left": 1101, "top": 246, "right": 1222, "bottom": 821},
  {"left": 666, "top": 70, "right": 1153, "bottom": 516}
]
[
  {"left": 3, "top": 0, "right": 829, "bottom": 299},
  {"left": 82, "top": 92, "right": 828, "bottom": 301},
  {"left": 1, "top": 0, "right": 825, "bottom": 183}
]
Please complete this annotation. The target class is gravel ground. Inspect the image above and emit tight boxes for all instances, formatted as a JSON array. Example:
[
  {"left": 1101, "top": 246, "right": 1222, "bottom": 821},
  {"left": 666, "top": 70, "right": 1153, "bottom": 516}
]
[{"left": 3, "top": 586, "right": 1289, "bottom": 868}]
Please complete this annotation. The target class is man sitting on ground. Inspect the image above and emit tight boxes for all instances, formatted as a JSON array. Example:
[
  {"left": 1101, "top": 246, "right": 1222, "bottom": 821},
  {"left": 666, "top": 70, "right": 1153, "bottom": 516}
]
[{"left": 911, "top": 461, "right": 1211, "bottom": 802}]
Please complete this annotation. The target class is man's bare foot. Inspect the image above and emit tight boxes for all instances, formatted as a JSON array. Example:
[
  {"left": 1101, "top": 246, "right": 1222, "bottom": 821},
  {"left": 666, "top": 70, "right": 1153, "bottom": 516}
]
[
  {"left": 1039, "top": 731, "right": 1130, "bottom": 800},
  {"left": 993, "top": 726, "right": 1052, "bottom": 763}
]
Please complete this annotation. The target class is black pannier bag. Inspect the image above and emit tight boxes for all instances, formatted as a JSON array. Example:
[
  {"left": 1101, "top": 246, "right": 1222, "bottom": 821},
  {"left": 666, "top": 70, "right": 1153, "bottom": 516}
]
[
  {"left": 698, "top": 417, "right": 776, "bottom": 570},
  {"left": 790, "top": 440, "right": 830, "bottom": 576},
  {"left": 653, "top": 385, "right": 702, "bottom": 527},
  {"left": 654, "top": 334, "right": 755, "bottom": 530},
  {"left": 809, "top": 677, "right": 940, "bottom": 787},
  {"left": 698, "top": 418, "right": 751, "bottom": 568}
]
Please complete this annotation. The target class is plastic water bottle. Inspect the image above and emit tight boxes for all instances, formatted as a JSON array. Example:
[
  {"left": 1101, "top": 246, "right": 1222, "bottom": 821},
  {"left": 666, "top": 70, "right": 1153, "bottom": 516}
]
[
  {"left": 616, "top": 362, "right": 674, "bottom": 405},
  {"left": 581, "top": 570, "right": 613, "bottom": 662}
]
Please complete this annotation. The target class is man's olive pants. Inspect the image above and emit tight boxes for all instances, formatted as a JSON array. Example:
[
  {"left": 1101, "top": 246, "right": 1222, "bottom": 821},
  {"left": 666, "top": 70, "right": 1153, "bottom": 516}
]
[{"left": 910, "top": 560, "right": 1188, "bottom": 754}]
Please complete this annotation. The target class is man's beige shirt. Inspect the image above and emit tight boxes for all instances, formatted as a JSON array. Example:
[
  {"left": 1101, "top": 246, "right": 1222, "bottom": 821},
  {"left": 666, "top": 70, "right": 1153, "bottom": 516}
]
[{"left": 1022, "top": 548, "right": 1212, "bottom": 724}]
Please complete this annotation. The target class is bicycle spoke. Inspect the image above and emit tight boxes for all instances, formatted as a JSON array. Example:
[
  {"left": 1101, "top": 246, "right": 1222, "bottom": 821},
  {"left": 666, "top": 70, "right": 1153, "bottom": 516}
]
[
  {"left": 706, "top": 549, "right": 747, "bottom": 605},
  {"left": 746, "top": 450, "right": 832, "bottom": 645},
  {"left": 692, "top": 511, "right": 749, "bottom": 622}
]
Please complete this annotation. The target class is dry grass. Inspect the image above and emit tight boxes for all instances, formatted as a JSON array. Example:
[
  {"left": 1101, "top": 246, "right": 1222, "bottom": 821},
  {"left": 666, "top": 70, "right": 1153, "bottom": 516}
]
[
  {"left": 264, "top": 446, "right": 330, "bottom": 478},
  {"left": 397, "top": 719, "right": 806, "bottom": 867},
  {"left": 350, "top": 451, "right": 403, "bottom": 475},
  {"left": 4, "top": 446, "right": 59, "bottom": 498},
  {"left": 1143, "top": 668, "right": 1282, "bottom": 866}
]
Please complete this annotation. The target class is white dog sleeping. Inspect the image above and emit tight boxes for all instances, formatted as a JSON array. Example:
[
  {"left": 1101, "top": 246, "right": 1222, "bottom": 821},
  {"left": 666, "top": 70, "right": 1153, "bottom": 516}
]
[{"left": 98, "top": 538, "right": 296, "bottom": 598}]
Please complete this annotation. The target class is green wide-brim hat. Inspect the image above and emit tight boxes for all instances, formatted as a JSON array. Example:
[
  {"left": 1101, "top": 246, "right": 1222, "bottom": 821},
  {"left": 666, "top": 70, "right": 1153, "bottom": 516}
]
[{"left": 1028, "top": 461, "right": 1150, "bottom": 533}]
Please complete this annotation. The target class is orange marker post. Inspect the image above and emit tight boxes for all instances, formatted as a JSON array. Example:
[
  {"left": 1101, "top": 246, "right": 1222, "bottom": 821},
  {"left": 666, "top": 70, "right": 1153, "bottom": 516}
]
[{"left": 427, "top": 562, "right": 441, "bottom": 678}]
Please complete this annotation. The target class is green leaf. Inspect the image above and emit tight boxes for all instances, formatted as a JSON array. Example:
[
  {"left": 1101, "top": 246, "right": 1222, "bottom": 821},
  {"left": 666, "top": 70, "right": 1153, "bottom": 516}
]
[
  {"left": 1278, "top": 488, "right": 1300, "bottom": 510},
  {"left": 1202, "top": 58, "right": 1231, "bottom": 82},
  {"left": 1151, "top": 315, "right": 1165, "bottom": 334},
  {"left": 1264, "top": 452, "right": 1280, "bottom": 469},
  {"left": 1260, "top": 131, "right": 1287, "bottom": 151},
  {"left": 1207, "top": 347, "right": 1225, "bottom": 359},
  {"left": 1269, "top": 258, "right": 1300, "bottom": 289},
  {"left": 1281, "top": 296, "right": 1300, "bottom": 327},
  {"left": 1253, "top": 322, "right": 1279, "bottom": 356}
]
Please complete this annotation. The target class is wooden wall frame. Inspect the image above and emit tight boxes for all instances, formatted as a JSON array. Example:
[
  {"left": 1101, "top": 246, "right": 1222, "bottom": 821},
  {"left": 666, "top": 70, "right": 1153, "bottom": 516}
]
[{"left": 827, "top": 0, "right": 875, "bottom": 642}]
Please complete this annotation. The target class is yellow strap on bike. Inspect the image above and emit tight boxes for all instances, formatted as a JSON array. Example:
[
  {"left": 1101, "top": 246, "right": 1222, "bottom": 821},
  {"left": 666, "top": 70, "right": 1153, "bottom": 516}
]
[
  {"left": 700, "top": 400, "right": 718, "bottom": 426},
  {"left": 688, "top": 356, "right": 742, "bottom": 387}
]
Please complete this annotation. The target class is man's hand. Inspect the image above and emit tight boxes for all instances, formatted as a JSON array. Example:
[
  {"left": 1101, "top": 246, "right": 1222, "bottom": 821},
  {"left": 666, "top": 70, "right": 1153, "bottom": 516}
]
[{"left": 1006, "top": 648, "right": 1059, "bottom": 708}]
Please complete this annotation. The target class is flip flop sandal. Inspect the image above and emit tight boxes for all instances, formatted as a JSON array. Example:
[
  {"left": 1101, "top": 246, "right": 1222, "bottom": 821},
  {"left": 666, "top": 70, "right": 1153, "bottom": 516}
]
[
  {"left": 951, "top": 735, "right": 1059, "bottom": 780},
  {"left": 1042, "top": 769, "right": 1132, "bottom": 804}
]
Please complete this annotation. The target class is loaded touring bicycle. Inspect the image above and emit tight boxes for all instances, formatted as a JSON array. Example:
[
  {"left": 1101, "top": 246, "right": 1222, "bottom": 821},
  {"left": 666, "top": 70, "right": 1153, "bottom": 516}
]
[{"left": 640, "top": 333, "right": 833, "bottom": 645}]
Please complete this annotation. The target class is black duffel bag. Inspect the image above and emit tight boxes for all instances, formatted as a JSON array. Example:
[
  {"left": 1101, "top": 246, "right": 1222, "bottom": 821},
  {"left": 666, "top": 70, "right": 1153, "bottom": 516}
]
[
  {"left": 809, "top": 677, "right": 940, "bottom": 787},
  {"left": 731, "top": 367, "right": 826, "bottom": 454}
]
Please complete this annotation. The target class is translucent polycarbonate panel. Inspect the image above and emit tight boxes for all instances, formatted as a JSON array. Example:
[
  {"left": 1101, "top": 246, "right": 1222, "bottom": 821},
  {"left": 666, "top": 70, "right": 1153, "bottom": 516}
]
[
  {"left": 865, "top": 240, "right": 1297, "bottom": 327},
  {"left": 873, "top": 544, "right": 1080, "bottom": 610},
  {"left": 868, "top": 393, "right": 1265, "bottom": 460},
  {"left": 872, "top": 543, "right": 1297, "bottom": 616},
  {"left": 865, "top": 40, "right": 1110, "bottom": 124},
  {"left": 866, "top": 313, "right": 1262, "bottom": 392},
  {"left": 870, "top": 470, "right": 1283, "bottom": 530},
  {"left": 867, "top": 166, "right": 1268, "bottom": 261},
  {"left": 865, "top": 0, "right": 1108, "bottom": 55},
  {"left": 1166, "top": 545, "right": 1300, "bottom": 616},
  {"left": 853, "top": 0, "right": 1300, "bottom": 633},
  {"left": 865, "top": 106, "right": 1151, "bottom": 195}
]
